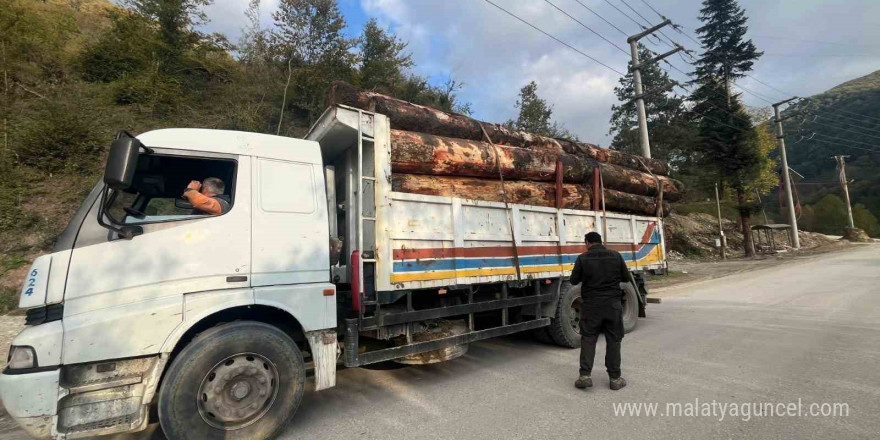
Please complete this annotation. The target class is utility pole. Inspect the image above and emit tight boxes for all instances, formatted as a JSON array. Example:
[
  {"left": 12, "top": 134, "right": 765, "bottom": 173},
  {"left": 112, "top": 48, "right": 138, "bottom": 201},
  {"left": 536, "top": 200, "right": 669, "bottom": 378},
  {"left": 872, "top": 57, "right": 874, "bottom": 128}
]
[
  {"left": 627, "top": 19, "right": 683, "bottom": 159},
  {"left": 715, "top": 182, "right": 726, "bottom": 260},
  {"left": 772, "top": 98, "right": 801, "bottom": 249},
  {"left": 833, "top": 155, "right": 855, "bottom": 229}
]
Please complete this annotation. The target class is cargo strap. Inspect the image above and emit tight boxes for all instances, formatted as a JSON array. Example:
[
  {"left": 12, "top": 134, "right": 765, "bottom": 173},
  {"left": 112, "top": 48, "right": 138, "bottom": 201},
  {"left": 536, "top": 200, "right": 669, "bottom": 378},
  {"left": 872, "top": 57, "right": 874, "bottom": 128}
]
[
  {"left": 597, "top": 161, "right": 608, "bottom": 240},
  {"left": 478, "top": 122, "right": 522, "bottom": 281}
]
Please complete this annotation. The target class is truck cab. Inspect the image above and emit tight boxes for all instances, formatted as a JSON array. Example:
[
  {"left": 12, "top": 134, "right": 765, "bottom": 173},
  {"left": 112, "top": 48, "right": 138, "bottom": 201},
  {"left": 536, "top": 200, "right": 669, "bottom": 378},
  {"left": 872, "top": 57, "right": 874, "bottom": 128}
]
[{"left": 1, "top": 129, "right": 339, "bottom": 439}]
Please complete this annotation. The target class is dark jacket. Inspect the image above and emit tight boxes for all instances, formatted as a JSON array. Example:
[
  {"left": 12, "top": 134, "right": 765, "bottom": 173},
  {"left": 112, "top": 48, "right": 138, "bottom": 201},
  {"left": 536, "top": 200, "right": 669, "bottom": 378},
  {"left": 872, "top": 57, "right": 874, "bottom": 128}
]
[{"left": 569, "top": 244, "right": 630, "bottom": 306}]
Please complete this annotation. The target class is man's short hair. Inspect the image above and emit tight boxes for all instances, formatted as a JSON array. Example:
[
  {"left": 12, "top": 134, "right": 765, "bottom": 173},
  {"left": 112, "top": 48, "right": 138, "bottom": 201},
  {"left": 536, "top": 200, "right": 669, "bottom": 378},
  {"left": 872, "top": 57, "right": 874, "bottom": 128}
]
[
  {"left": 202, "top": 177, "right": 225, "bottom": 195},
  {"left": 585, "top": 232, "right": 602, "bottom": 244}
]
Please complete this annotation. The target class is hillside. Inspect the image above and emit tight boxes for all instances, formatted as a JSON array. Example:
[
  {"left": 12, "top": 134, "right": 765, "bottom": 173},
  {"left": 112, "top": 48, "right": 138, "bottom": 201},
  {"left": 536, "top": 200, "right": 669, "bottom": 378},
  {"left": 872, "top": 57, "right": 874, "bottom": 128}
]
[{"left": 770, "top": 70, "right": 880, "bottom": 235}]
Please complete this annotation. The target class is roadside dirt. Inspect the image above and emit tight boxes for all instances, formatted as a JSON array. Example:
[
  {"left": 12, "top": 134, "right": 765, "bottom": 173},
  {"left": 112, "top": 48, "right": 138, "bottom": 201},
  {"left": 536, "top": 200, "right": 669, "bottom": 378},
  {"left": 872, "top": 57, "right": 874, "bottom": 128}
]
[{"left": 644, "top": 239, "right": 859, "bottom": 295}]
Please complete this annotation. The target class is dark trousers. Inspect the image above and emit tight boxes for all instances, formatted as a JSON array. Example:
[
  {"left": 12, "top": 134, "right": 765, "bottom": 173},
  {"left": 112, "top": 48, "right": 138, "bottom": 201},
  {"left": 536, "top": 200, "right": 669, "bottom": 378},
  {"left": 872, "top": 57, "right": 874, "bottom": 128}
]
[{"left": 579, "top": 302, "right": 624, "bottom": 378}]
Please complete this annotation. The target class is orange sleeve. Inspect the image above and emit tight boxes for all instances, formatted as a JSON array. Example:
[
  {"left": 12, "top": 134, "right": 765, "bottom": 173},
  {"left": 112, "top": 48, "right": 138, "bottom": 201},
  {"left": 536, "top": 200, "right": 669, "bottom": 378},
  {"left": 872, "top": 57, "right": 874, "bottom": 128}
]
[{"left": 184, "top": 191, "right": 222, "bottom": 215}]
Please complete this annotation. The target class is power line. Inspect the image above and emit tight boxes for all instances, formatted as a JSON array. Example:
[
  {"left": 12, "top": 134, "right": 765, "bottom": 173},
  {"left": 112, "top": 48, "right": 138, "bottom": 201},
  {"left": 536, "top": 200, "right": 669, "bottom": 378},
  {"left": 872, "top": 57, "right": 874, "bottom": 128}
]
[
  {"left": 573, "top": 0, "right": 629, "bottom": 37},
  {"left": 797, "top": 135, "right": 880, "bottom": 155},
  {"left": 800, "top": 115, "right": 880, "bottom": 138},
  {"left": 812, "top": 132, "right": 880, "bottom": 150},
  {"left": 480, "top": 0, "right": 627, "bottom": 76},
  {"left": 602, "top": 0, "right": 644, "bottom": 29},
  {"left": 639, "top": 0, "right": 664, "bottom": 19},
  {"left": 543, "top": 0, "right": 630, "bottom": 56},
  {"left": 619, "top": 0, "right": 677, "bottom": 46}
]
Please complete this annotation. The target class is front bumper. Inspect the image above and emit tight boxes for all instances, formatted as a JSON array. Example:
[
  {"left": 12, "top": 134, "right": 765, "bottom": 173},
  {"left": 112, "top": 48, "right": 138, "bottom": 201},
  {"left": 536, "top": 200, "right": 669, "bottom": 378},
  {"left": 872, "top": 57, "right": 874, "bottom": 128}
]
[
  {"left": 1, "top": 355, "right": 167, "bottom": 439},
  {"left": 0, "top": 368, "right": 60, "bottom": 439}
]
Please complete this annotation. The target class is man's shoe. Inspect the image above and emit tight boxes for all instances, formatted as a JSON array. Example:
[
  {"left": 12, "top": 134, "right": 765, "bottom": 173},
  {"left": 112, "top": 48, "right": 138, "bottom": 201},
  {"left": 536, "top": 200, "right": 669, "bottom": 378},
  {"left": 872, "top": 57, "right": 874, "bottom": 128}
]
[
  {"left": 575, "top": 375, "right": 593, "bottom": 389},
  {"left": 609, "top": 377, "right": 627, "bottom": 390}
]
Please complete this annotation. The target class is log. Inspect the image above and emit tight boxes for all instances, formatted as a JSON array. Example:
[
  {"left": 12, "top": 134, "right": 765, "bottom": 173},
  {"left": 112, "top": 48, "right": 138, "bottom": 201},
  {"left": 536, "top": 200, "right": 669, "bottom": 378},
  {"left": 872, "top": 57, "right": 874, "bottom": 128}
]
[
  {"left": 392, "top": 174, "right": 669, "bottom": 217},
  {"left": 602, "top": 188, "right": 670, "bottom": 217},
  {"left": 392, "top": 174, "right": 591, "bottom": 210},
  {"left": 327, "top": 81, "right": 670, "bottom": 175},
  {"left": 390, "top": 130, "right": 684, "bottom": 202}
]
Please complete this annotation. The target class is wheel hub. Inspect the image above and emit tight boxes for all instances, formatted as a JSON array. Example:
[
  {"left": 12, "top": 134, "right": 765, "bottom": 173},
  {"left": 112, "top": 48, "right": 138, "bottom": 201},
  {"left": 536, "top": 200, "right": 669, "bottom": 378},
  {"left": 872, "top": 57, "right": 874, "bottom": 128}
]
[{"left": 197, "top": 353, "right": 279, "bottom": 430}]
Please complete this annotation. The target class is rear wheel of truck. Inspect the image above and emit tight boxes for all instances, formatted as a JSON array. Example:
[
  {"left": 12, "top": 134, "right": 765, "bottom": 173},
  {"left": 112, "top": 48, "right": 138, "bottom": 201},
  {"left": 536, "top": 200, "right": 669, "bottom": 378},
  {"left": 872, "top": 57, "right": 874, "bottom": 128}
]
[
  {"left": 159, "top": 321, "right": 304, "bottom": 440},
  {"left": 548, "top": 283, "right": 581, "bottom": 348},
  {"left": 622, "top": 283, "right": 639, "bottom": 334}
]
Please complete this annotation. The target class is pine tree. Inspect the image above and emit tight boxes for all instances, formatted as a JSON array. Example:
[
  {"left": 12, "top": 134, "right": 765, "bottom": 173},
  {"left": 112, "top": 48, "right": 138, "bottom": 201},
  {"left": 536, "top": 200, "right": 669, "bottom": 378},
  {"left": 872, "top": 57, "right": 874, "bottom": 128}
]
[
  {"left": 692, "top": 0, "right": 764, "bottom": 257},
  {"left": 506, "top": 81, "right": 577, "bottom": 140},
  {"left": 359, "top": 19, "right": 412, "bottom": 92},
  {"left": 609, "top": 45, "right": 696, "bottom": 169}
]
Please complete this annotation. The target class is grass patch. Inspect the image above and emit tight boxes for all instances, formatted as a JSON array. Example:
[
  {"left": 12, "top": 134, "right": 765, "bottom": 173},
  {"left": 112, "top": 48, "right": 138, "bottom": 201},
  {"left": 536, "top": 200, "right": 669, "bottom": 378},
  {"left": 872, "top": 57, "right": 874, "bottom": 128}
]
[
  {"left": 1, "top": 255, "right": 28, "bottom": 276},
  {"left": 0, "top": 288, "right": 18, "bottom": 315}
]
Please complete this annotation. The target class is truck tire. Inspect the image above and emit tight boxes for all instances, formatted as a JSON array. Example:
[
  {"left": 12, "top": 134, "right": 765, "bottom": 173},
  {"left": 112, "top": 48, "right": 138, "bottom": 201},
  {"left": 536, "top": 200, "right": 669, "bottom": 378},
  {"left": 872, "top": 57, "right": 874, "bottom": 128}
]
[
  {"left": 159, "top": 321, "right": 305, "bottom": 440},
  {"left": 547, "top": 283, "right": 581, "bottom": 348},
  {"left": 622, "top": 283, "right": 639, "bottom": 334}
]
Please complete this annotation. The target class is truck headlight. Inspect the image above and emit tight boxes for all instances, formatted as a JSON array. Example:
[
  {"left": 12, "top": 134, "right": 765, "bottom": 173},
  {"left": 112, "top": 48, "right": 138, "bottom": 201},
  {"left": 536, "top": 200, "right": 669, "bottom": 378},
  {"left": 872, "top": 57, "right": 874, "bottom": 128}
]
[{"left": 7, "top": 346, "right": 37, "bottom": 370}]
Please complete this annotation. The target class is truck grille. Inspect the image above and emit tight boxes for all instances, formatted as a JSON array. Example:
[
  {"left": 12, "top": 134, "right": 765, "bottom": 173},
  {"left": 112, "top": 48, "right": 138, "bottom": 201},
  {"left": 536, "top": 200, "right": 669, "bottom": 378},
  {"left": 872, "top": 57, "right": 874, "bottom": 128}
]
[{"left": 25, "top": 303, "right": 63, "bottom": 326}]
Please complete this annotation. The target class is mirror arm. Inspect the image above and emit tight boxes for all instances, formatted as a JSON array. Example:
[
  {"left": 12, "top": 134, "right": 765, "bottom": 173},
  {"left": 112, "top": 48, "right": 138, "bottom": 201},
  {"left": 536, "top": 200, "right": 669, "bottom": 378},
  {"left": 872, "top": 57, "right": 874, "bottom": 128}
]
[
  {"left": 96, "top": 185, "right": 143, "bottom": 239},
  {"left": 114, "top": 130, "right": 153, "bottom": 154}
]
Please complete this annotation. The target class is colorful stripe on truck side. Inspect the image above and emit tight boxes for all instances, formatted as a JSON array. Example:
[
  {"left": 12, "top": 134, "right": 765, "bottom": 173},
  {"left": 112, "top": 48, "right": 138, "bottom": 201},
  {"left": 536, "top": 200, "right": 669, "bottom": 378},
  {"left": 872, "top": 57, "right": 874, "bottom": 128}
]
[{"left": 390, "top": 223, "right": 662, "bottom": 283}]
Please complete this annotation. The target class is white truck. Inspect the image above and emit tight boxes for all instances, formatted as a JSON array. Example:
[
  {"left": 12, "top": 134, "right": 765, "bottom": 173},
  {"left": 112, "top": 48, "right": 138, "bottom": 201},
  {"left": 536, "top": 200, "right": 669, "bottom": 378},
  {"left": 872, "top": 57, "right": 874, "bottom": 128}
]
[{"left": 0, "top": 105, "right": 666, "bottom": 439}]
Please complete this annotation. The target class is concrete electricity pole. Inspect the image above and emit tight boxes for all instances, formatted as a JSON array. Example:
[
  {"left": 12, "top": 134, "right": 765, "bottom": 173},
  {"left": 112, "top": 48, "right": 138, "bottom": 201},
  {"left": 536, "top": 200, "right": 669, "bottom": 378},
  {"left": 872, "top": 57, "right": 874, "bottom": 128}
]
[
  {"left": 772, "top": 98, "right": 801, "bottom": 249},
  {"left": 715, "top": 182, "right": 726, "bottom": 260},
  {"left": 833, "top": 155, "right": 855, "bottom": 229},
  {"left": 627, "top": 19, "right": 683, "bottom": 159}
]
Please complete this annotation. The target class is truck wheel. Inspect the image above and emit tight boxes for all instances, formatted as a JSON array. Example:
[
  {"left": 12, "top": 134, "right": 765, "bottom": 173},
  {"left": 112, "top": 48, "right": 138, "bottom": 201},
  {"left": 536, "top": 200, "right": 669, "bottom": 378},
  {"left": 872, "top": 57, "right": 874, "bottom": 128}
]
[
  {"left": 547, "top": 283, "right": 581, "bottom": 348},
  {"left": 622, "top": 283, "right": 639, "bottom": 333},
  {"left": 159, "top": 321, "right": 304, "bottom": 440}
]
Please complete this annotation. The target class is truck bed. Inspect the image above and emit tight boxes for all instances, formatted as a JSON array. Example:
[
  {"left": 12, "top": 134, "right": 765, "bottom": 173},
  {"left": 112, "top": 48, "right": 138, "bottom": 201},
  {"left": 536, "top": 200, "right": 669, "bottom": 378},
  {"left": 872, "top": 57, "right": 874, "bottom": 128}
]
[
  {"left": 384, "top": 191, "right": 665, "bottom": 290},
  {"left": 307, "top": 105, "right": 667, "bottom": 293}
]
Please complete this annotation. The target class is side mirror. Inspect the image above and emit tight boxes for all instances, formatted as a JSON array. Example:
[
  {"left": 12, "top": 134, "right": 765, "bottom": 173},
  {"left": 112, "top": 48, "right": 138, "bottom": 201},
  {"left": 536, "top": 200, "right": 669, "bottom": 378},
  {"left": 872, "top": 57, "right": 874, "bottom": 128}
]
[
  {"left": 104, "top": 137, "right": 143, "bottom": 190},
  {"left": 174, "top": 198, "right": 194, "bottom": 209}
]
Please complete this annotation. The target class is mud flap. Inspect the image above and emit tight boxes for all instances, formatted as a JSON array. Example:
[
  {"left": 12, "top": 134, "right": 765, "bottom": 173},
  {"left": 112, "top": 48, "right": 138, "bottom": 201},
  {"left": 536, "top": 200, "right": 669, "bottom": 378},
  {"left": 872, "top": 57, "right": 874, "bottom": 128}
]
[{"left": 306, "top": 330, "right": 338, "bottom": 391}]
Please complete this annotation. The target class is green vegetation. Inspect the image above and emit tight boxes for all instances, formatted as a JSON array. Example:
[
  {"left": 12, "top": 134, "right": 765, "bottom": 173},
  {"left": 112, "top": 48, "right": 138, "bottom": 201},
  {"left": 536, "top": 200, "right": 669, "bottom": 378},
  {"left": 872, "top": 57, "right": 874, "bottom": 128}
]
[
  {"left": 777, "top": 70, "right": 880, "bottom": 237},
  {"left": 0, "top": 0, "right": 472, "bottom": 260},
  {"left": 505, "top": 81, "right": 577, "bottom": 140},
  {"left": 609, "top": 46, "right": 697, "bottom": 171}
]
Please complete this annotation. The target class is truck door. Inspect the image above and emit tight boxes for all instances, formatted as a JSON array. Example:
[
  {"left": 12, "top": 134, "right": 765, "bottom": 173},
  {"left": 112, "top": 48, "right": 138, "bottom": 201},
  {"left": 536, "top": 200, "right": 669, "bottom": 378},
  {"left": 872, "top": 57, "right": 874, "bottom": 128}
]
[{"left": 61, "top": 151, "right": 252, "bottom": 364}]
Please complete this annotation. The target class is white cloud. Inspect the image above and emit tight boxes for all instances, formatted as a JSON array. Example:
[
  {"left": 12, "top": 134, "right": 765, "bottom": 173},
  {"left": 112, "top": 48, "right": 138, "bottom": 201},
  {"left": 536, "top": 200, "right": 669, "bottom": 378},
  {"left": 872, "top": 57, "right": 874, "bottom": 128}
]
[{"left": 196, "top": 0, "right": 880, "bottom": 145}]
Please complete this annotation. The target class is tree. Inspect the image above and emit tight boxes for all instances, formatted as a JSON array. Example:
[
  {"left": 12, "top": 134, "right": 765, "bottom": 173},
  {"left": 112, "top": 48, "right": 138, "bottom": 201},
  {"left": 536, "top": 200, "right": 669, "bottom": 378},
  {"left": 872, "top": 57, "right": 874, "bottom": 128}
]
[
  {"left": 272, "top": 0, "right": 357, "bottom": 124},
  {"left": 359, "top": 18, "right": 412, "bottom": 92},
  {"left": 609, "top": 45, "right": 696, "bottom": 169},
  {"left": 853, "top": 204, "right": 880, "bottom": 237},
  {"left": 239, "top": 0, "right": 271, "bottom": 67},
  {"left": 506, "top": 81, "right": 577, "bottom": 140},
  {"left": 692, "top": 0, "right": 764, "bottom": 257},
  {"left": 124, "top": 0, "right": 213, "bottom": 71},
  {"left": 811, "top": 194, "right": 848, "bottom": 235}
]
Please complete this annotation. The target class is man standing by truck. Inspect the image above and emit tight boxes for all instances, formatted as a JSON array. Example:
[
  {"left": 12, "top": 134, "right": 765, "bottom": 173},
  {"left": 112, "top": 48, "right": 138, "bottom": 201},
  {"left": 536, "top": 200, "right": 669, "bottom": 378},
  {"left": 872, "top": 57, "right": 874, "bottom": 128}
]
[{"left": 569, "top": 232, "right": 628, "bottom": 391}]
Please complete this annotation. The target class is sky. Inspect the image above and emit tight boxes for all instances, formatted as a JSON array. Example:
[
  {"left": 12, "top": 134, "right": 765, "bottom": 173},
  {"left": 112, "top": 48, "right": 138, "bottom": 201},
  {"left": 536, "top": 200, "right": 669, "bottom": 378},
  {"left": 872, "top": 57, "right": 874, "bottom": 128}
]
[{"left": 200, "top": 0, "right": 880, "bottom": 146}]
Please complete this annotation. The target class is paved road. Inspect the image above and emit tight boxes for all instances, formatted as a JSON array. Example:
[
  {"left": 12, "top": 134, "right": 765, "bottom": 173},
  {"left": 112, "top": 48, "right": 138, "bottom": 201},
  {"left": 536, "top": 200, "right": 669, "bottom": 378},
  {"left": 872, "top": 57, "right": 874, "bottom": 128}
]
[{"left": 3, "top": 244, "right": 879, "bottom": 439}]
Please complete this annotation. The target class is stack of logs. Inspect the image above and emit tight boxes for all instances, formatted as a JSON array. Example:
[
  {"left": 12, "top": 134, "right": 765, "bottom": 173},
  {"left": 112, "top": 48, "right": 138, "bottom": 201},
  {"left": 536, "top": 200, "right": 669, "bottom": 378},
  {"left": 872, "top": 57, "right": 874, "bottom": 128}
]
[{"left": 328, "top": 81, "right": 683, "bottom": 217}]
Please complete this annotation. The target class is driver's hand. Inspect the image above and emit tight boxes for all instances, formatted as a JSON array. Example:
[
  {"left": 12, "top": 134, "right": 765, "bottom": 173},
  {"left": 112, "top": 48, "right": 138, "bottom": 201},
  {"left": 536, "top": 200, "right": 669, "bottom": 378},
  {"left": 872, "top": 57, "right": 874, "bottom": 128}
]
[{"left": 187, "top": 180, "right": 202, "bottom": 192}]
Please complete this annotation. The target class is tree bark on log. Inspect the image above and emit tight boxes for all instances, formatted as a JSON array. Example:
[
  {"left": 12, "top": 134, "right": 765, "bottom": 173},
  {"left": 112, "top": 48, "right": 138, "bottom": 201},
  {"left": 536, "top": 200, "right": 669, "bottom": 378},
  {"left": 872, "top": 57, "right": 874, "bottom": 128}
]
[
  {"left": 392, "top": 174, "right": 669, "bottom": 217},
  {"left": 328, "top": 81, "right": 670, "bottom": 175},
  {"left": 390, "top": 130, "right": 684, "bottom": 202},
  {"left": 392, "top": 174, "right": 591, "bottom": 210}
]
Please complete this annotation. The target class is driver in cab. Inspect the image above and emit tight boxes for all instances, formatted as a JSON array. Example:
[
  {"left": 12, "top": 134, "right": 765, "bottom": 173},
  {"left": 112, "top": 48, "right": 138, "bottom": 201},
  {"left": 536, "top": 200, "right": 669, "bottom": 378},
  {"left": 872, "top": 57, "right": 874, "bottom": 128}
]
[{"left": 182, "top": 177, "right": 230, "bottom": 215}]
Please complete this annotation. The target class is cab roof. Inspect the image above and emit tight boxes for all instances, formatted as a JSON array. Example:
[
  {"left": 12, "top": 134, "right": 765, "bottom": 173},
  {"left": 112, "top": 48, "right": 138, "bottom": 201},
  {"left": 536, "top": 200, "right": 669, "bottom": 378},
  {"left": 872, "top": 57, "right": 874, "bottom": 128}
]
[{"left": 136, "top": 128, "right": 322, "bottom": 164}]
